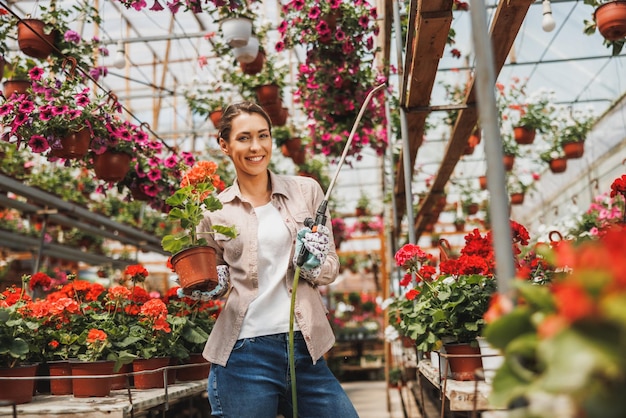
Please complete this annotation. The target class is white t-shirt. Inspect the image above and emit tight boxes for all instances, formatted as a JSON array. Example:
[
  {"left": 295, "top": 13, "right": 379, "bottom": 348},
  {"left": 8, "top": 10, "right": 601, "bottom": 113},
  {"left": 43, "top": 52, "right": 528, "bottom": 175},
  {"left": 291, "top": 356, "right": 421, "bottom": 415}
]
[{"left": 238, "top": 202, "right": 298, "bottom": 339}]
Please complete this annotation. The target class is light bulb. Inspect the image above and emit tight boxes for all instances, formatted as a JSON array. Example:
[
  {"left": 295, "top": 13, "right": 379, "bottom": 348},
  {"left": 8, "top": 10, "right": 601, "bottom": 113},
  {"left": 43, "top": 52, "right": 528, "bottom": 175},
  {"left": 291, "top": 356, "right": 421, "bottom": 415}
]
[
  {"left": 113, "top": 41, "right": 126, "bottom": 69},
  {"left": 541, "top": 0, "right": 556, "bottom": 32}
]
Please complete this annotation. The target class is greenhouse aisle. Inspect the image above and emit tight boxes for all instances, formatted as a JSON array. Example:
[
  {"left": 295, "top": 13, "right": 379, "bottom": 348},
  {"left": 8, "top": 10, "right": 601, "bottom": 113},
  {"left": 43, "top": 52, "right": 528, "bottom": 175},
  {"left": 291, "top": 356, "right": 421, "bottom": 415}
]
[{"left": 342, "top": 380, "right": 422, "bottom": 418}]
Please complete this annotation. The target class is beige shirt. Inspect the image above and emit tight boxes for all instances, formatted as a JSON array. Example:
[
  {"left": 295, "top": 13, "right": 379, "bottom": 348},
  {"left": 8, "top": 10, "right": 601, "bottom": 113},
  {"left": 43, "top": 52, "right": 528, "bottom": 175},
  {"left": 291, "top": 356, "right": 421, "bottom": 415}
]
[{"left": 200, "top": 171, "right": 339, "bottom": 367}]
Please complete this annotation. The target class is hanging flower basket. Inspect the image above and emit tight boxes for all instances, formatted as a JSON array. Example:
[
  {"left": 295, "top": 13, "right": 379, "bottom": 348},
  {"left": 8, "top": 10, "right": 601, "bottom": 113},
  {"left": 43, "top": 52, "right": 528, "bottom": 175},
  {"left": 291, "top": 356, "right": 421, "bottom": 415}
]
[
  {"left": 513, "top": 126, "right": 536, "bottom": 145},
  {"left": 240, "top": 50, "right": 265, "bottom": 75},
  {"left": 232, "top": 36, "right": 259, "bottom": 64},
  {"left": 2, "top": 79, "right": 31, "bottom": 98},
  {"left": 479, "top": 175, "right": 487, "bottom": 190},
  {"left": 49, "top": 128, "right": 91, "bottom": 160},
  {"left": 209, "top": 110, "right": 223, "bottom": 129},
  {"left": 220, "top": 17, "right": 252, "bottom": 48},
  {"left": 562, "top": 141, "right": 585, "bottom": 159},
  {"left": 510, "top": 192, "right": 525, "bottom": 205},
  {"left": 465, "top": 203, "right": 479, "bottom": 215},
  {"left": 594, "top": 1, "right": 626, "bottom": 41},
  {"left": 17, "top": 19, "right": 56, "bottom": 59},
  {"left": 93, "top": 150, "right": 132, "bottom": 182},
  {"left": 549, "top": 157, "right": 567, "bottom": 173},
  {"left": 503, "top": 154, "right": 515, "bottom": 172},
  {"left": 270, "top": 107, "right": 288, "bottom": 126},
  {"left": 171, "top": 246, "right": 218, "bottom": 291},
  {"left": 255, "top": 84, "right": 281, "bottom": 105}
]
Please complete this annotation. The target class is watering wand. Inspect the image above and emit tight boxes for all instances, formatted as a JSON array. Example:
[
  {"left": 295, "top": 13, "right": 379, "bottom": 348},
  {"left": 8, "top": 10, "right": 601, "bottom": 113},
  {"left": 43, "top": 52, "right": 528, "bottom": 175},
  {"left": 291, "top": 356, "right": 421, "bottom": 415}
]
[{"left": 289, "top": 83, "right": 386, "bottom": 416}]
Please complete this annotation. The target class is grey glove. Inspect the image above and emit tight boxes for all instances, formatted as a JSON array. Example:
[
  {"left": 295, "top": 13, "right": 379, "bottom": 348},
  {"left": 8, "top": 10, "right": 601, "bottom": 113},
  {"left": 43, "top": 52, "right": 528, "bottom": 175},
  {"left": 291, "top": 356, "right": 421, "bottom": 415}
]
[
  {"left": 177, "top": 265, "right": 230, "bottom": 301},
  {"left": 293, "top": 225, "right": 330, "bottom": 283}
]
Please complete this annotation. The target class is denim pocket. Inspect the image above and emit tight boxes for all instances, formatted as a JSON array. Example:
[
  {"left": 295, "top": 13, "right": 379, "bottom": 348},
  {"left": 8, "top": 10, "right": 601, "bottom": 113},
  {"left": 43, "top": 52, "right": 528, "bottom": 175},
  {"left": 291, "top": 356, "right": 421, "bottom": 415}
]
[{"left": 232, "top": 338, "right": 248, "bottom": 351}]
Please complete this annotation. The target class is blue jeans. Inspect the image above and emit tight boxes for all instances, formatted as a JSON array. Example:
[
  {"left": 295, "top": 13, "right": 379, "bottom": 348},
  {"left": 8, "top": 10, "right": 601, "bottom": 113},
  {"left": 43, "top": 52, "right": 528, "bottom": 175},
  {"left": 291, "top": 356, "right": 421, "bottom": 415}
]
[{"left": 207, "top": 332, "right": 358, "bottom": 418}]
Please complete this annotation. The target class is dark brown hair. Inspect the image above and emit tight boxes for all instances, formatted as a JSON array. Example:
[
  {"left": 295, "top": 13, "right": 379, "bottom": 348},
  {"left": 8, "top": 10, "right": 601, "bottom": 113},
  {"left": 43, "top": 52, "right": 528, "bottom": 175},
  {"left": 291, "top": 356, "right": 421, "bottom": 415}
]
[{"left": 217, "top": 101, "right": 272, "bottom": 143}]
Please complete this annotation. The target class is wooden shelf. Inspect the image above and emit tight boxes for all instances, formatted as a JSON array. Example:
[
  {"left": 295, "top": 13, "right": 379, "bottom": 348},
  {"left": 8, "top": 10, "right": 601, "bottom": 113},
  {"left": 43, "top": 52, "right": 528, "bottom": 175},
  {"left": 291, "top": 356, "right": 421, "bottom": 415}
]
[
  {"left": 413, "top": 360, "right": 504, "bottom": 416},
  {"left": 0, "top": 380, "right": 207, "bottom": 418}
]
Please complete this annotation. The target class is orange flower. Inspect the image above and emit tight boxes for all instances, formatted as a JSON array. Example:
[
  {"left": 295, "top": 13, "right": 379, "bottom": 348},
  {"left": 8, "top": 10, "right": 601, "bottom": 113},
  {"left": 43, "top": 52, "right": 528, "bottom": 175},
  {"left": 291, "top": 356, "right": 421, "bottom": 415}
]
[
  {"left": 86, "top": 328, "right": 108, "bottom": 343},
  {"left": 484, "top": 293, "right": 514, "bottom": 324},
  {"left": 124, "top": 264, "right": 149, "bottom": 283},
  {"left": 552, "top": 282, "right": 595, "bottom": 323}
]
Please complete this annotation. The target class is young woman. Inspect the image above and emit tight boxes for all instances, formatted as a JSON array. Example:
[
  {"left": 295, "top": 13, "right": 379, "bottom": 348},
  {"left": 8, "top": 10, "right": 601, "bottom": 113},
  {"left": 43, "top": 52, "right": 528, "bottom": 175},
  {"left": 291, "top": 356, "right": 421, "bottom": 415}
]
[{"left": 198, "top": 101, "right": 358, "bottom": 417}]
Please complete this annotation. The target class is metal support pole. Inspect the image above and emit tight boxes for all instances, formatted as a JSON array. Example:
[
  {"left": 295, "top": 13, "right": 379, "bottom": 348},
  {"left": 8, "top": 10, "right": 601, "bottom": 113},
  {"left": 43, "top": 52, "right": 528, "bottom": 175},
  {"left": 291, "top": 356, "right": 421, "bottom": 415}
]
[
  {"left": 33, "top": 212, "right": 50, "bottom": 275},
  {"left": 469, "top": 0, "right": 515, "bottom": 295},
  {"left": 393, "top": 0, "right": 416, "bottom": 247}
]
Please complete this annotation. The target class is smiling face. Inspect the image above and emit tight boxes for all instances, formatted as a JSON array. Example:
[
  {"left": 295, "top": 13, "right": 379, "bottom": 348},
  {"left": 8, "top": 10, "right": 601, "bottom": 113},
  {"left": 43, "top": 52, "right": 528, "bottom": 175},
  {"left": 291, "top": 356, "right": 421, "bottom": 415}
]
[{"left": 219, "top": 111, "right": 272, "bottom": 179}]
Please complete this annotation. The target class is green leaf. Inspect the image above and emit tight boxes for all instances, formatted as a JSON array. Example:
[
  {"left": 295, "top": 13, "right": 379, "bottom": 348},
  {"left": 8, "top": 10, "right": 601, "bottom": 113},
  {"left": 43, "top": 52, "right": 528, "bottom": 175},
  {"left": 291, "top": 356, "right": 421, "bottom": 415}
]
[
  {"left": 484, "top": 307, "right": 534, "bottom": 350},
  {"left": 9, "top": 338, "right": 29, "bottom": 358},
  {"left": 182, "top": 325, "right": 209, "bottom": 344},
  {"left": 212, "top": 224, "right": 238, "bottom": 238},
  {"left": 203, "top": 195, "right": 223, "bottom": 211}
]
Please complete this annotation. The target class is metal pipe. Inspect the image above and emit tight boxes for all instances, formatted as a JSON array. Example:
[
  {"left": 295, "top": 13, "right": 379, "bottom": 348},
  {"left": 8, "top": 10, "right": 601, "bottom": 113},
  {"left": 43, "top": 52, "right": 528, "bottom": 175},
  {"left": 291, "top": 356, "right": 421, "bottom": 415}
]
[
  {"left": 0, "top": 229, "right": 133, "bottom": 269},
  {"left": 393, "top": 0, "right": 416, "bottom": 248},
  {"left": 0, "top": 194, "right": 165, "bottom": 253},
  {"left": 0, "top": 174, "right": 162, "bottom": 247},
  {"left": 469, "top": 0, "right": 516, "bottom": 296}
]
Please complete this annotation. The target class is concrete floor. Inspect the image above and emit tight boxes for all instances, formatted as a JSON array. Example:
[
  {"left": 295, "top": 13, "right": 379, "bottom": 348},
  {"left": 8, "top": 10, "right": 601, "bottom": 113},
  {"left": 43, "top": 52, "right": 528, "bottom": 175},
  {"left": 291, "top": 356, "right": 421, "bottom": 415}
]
[{"left": 343, "top": 380, "right": 422, "bottom": 418}]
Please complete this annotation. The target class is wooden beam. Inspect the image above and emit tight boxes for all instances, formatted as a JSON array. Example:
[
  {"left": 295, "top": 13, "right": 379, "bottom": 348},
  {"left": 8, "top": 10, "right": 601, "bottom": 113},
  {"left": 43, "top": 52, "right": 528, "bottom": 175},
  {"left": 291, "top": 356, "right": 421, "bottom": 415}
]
[
  {"left": 413, "top": 0, "right": 534, "bottom": 237},
  {"left": 394, "top": 0, "right": 453, "bottom": 233},
  {"left": 391, "top": 0, "right": 534, "bottom": 240}
]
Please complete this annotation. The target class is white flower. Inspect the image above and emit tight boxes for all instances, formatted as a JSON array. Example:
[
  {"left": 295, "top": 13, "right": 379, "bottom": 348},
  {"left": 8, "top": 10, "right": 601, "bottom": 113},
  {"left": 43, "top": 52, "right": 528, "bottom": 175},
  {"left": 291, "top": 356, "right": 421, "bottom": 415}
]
[{"left": 384, "top": 325, "right": 399, "bottom": 342}]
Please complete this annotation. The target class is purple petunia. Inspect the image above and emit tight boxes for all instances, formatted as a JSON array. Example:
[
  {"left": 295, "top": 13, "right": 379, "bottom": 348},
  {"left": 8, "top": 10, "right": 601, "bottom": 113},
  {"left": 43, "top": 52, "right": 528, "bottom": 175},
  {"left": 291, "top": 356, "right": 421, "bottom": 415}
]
[{"left": 64, "top": 30, "right": 81, "bottom": 43}]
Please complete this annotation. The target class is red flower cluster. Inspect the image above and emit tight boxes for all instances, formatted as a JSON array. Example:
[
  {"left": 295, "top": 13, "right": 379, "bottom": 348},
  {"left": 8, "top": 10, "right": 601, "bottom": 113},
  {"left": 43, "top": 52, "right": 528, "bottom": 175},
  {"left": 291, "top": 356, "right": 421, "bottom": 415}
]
[
  {"left": 610, "top": 174, "right": 626, "bottom": 198},
  {"left": 86, "top": 328, "right": 108, "bottom": 343},
  {"left": 29, "top": 272, "right": 52, "bottom": 291},
  {"left": 124, "top": 264, "right": 149, "bottom": 283},
  {"left": 140, "top": 298, "right": 171, "bottom": 333}
]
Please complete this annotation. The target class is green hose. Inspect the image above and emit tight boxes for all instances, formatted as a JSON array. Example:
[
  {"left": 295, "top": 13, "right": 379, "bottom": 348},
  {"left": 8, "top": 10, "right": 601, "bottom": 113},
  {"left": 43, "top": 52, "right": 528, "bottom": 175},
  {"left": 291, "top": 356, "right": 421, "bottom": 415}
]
[{"left": 289, "top": 266, "right": 301, "bottom": 417}]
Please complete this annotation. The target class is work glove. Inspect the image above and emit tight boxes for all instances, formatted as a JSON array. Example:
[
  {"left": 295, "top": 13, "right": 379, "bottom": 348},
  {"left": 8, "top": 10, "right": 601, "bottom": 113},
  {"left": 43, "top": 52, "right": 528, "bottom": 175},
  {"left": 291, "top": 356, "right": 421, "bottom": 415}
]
[
  {"left": 293, "top": 225, "right": 330, "bottom": 283},
  {"left": 177, "top": 265, "right": 230, "bottom": 301}
]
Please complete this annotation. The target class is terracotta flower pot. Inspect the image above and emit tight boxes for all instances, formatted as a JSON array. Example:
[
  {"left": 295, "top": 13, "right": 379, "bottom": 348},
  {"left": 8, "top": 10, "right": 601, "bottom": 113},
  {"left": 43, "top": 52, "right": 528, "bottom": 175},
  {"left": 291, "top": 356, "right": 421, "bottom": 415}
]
[
  {"left": 0, "top": 364, "right": 38, "bottom": 405},
  {"left": 48, "top": 360, "right": 73, "bottom": 395},
  {"left": 549, "top": 157, "right": 567, "bottom": 173},
  {"left": 270, "top": 108, "right": 288, "bottom": 126},
  {"left": 503, "top": 154, "right": 515, "bottom": 171},
  {"left": 110, "top": 362, "right": 132, "bottom": 390},
  {"left": 49, "top": 128, "right": 91, "bottom": 160},
  {"left": 479, "top": 175, "right": 487, "bottom": 190},
  {"left": 443, "top": 343, "right": 483, "bottom": 381},
  {"left": 255, "top": 84, "right": 280, "bottom": 105},
  {"left": 209, "top": 110, "right": 223, "bottom": 129},
  {"left": 510, "top": 192, "right": 525, "bottom": 205},
  {"left": 171, "top": 246, "right": 218, "bottom": 291},
  {"left": 562, "top": 141, "right": 585, "bottom": 159},
  {"left": 240, "top": 50, "right": 265, "bottom": 75},
  {"left": 594, "top": 1, "right": 626, "bottom": 41},
  {"left": 17, "top": 19, "right": 56, "bottom": 59},
  {"left": 133, "top": 357, "right": 170, "bottom": 389},
  {"left": 465, "top": 203, "right": 479, "bottom": 215},
  {"left": 513, "top": 126, "right": 536, "bottom": 145},
  {"left": 93, "top": 150, "right": 132, "bottom": 182},
  {"left": 176, "top": 354, "right": 211, "bottom": 382},
  {"left": 70, "top": 360, "right": 114, "bottom": 398},
  {"left": 2, "top": 79, "right": 31, "bottom": 98}
]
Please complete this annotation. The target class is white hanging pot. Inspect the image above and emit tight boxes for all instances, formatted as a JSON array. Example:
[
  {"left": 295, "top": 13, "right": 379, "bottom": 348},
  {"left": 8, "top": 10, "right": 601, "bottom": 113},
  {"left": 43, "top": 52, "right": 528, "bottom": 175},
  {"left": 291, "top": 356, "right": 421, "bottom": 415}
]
[
  {"left": 220, "top": 17, "right": 253, "bottom": 48},
  {"left": 233, "top": 36, "right": 259, "bottom": 64}
]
